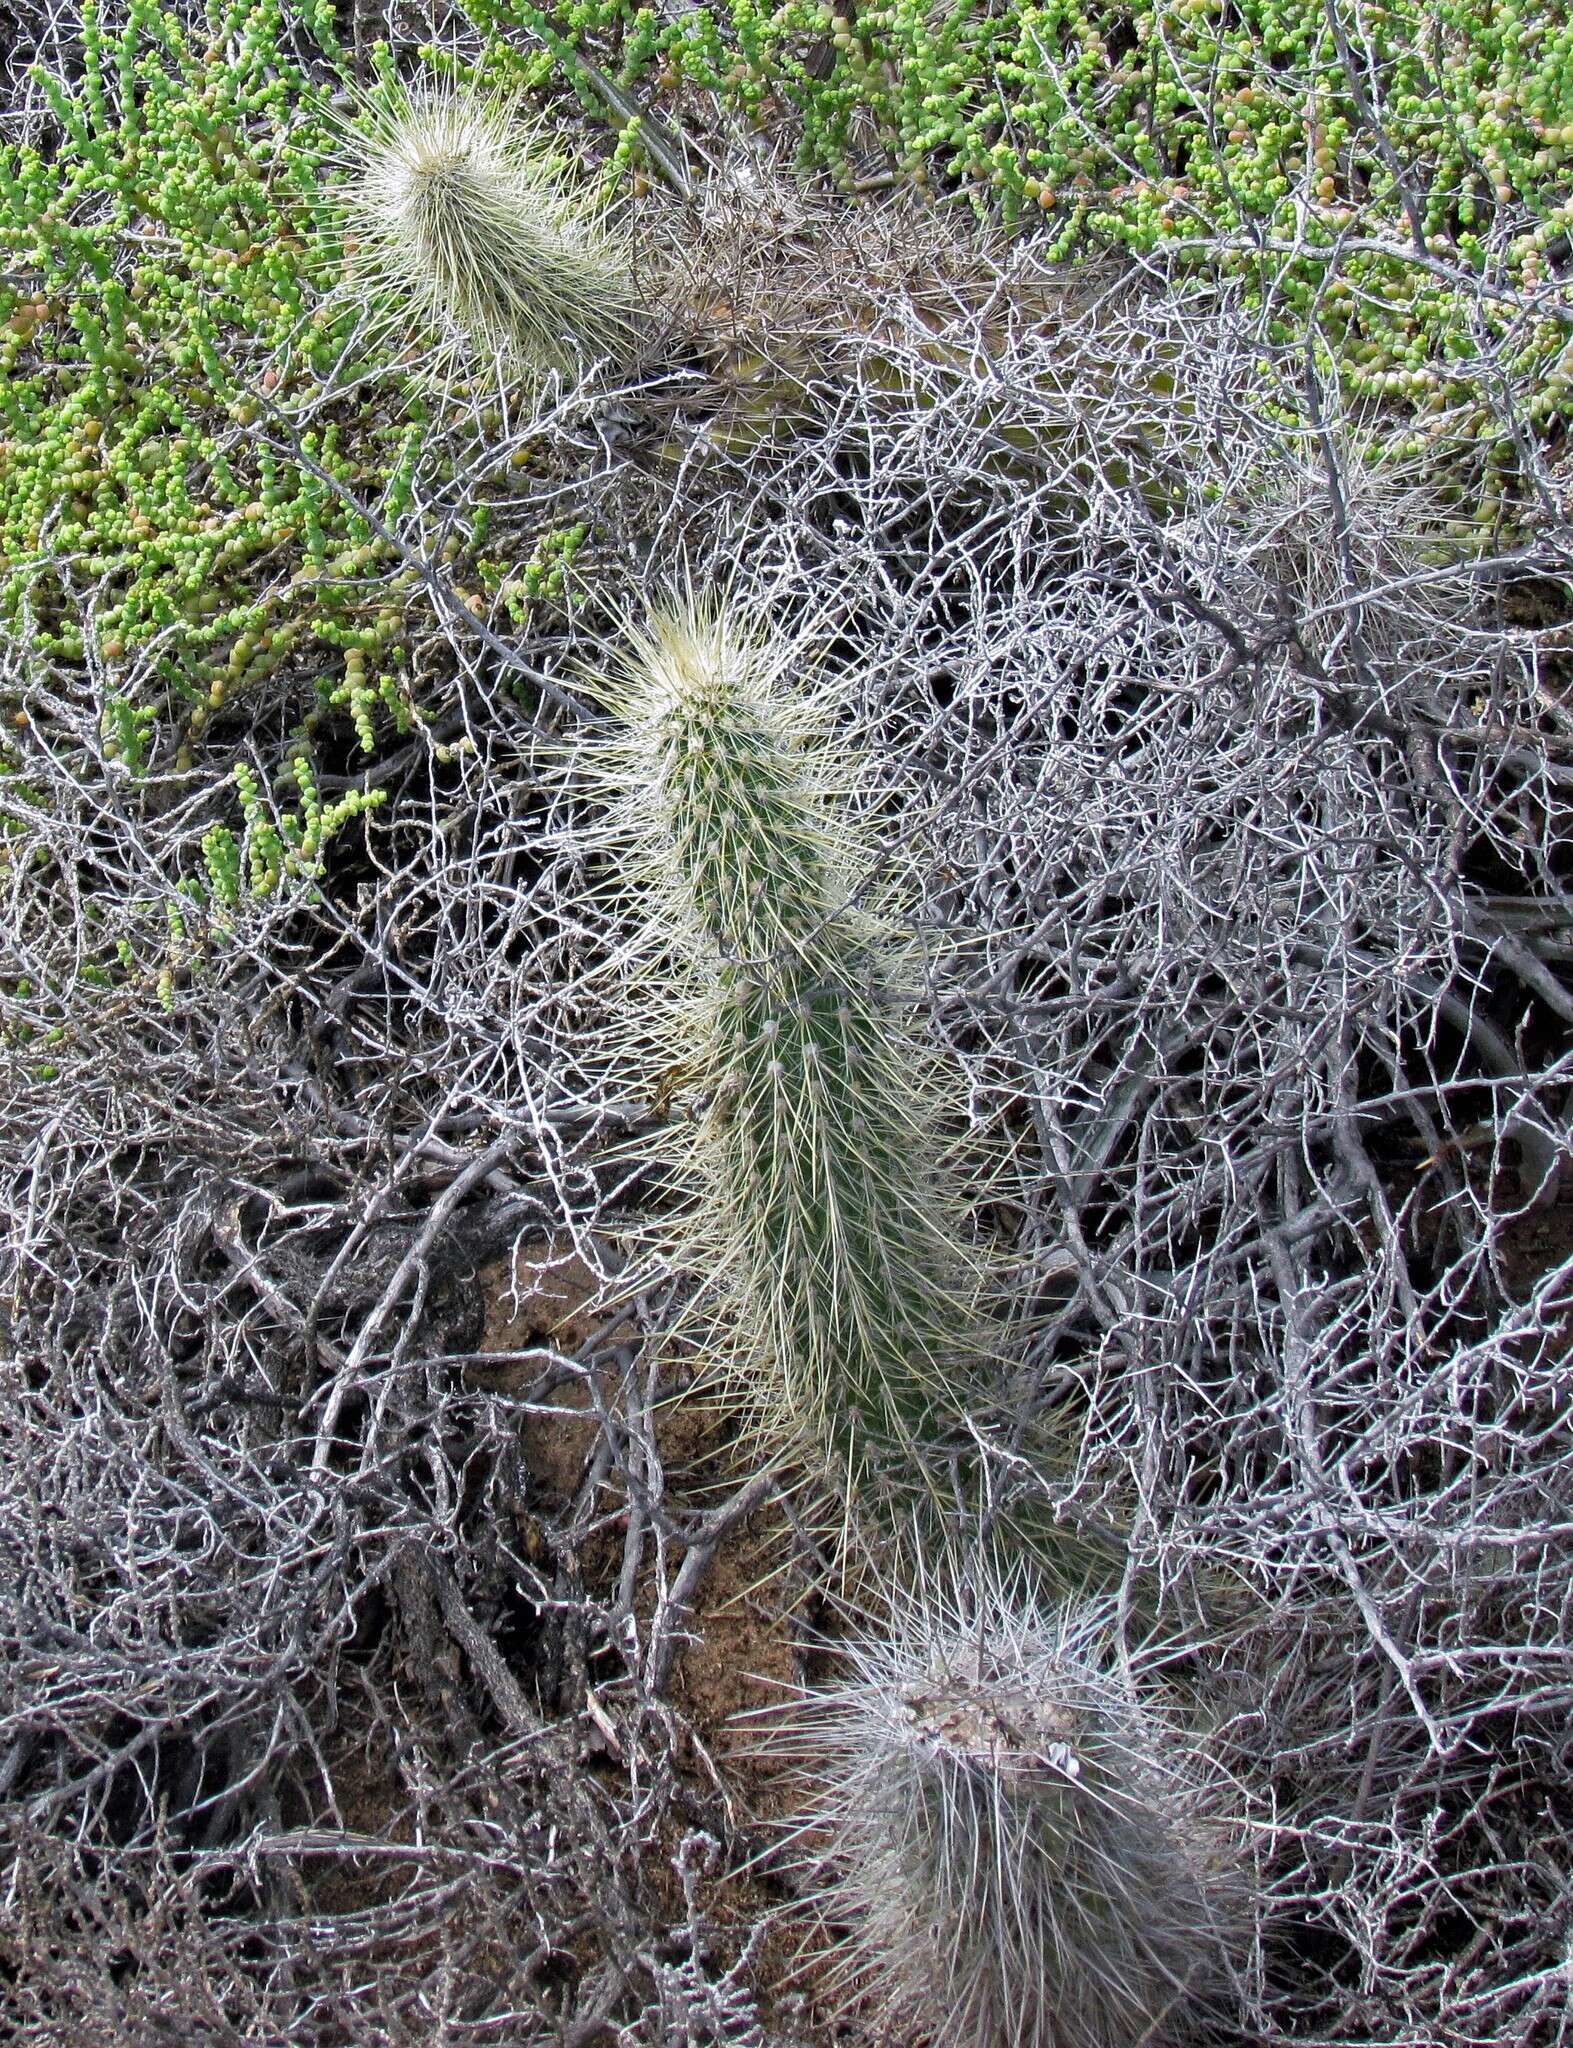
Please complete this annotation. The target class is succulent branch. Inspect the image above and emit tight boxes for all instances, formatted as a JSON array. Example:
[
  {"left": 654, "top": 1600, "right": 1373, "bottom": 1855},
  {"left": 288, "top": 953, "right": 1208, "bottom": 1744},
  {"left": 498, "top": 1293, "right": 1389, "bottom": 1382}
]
[
  {"left": 584, "top": 595, "right": 990, "bottom": 1491},
  {"left": 339, "top": 82, "right": 637, "bottom": 378},
  {"left": 766, "top": 1574, "right": 1240, "bottom": 2048}
]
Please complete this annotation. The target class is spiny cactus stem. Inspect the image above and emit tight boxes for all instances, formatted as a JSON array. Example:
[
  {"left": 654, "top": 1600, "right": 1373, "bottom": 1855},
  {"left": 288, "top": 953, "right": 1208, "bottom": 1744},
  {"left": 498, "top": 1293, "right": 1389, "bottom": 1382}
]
[
  {"left": 591, "top": 598, "right": 986, "bottom": 1490},
  {"left": 341, "top": 82, "right": 635, "bottom": 378},
  {"left": 763, "top": 1582, "right": 1239, "bottom": 2048}
]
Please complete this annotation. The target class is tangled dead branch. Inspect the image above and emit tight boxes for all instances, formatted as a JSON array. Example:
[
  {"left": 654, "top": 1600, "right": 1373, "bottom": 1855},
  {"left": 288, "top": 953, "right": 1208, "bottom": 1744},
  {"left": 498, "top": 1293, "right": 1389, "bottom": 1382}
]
[{"left": 2, "top": 139, "right": 1572, "bottom": 2046}]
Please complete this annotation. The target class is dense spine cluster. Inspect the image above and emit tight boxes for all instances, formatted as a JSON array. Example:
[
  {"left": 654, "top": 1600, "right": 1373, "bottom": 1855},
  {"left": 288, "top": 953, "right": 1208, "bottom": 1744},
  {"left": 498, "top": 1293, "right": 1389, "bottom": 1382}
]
[
  {"left": 771, "top": 1580, "right": 1237, "bottom": 2048},
  {"left": 586, "top": 598, "right": 984, "bottom": 1487},
  {"left": 342, "top": 83, "right": 635, "bottom": 376}
]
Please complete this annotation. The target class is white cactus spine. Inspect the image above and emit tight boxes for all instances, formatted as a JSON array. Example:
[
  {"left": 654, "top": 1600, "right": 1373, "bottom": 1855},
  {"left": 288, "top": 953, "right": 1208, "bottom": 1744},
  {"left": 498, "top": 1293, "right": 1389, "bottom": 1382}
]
[{"left": 339, "top": 81, "right": 636, "bottom": 378}]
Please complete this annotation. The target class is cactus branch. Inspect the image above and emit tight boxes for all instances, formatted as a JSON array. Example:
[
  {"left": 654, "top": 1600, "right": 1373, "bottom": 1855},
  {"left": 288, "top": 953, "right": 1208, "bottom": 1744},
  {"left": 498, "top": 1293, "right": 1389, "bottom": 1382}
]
[
  {"left": 338, "top": 81, "right": 637, "bottom": 378},
  {"left": 761, "top": 1573, "right": 1240, "bottom": 2048},
  {"left": 586, "top": 596, "right": 989, "bottom": 1490}
]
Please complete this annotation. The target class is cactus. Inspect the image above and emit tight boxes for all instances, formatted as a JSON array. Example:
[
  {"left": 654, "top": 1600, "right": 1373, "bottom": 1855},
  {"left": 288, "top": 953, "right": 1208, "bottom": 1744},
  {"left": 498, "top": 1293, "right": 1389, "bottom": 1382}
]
[
  {"left": 340, "top": 82, "right": 636, "bottom": 378},
  {"left": 766, "top": 1573, "right": 1238, "bottom": 2048},
  {"left": 584, "top": 595, "right": 989, "bottom": 1490}
]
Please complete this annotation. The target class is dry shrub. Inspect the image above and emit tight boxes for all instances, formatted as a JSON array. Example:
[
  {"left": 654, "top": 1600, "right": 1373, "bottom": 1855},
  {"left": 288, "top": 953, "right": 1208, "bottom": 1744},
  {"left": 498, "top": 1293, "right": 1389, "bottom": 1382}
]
[{"left": 3, "top": 160, "right": 1572, "bottom": 2045}]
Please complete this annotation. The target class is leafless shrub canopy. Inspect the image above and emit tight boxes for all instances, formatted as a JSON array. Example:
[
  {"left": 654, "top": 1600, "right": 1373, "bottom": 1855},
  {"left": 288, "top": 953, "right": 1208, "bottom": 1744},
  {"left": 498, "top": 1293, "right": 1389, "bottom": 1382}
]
[{"left": 3, "top": 152, "right": 1572, "bottom": 2046}]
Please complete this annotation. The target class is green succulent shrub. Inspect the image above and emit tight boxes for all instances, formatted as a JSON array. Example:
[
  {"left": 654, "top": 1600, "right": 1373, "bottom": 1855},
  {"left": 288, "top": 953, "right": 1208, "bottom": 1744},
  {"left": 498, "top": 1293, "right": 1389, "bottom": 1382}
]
[
  {"left": 0, "top": 0, "right": 405, "bottom": 715},
  {"left": 0, "top": 0, "right": 597, "bottom": 1028}
]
